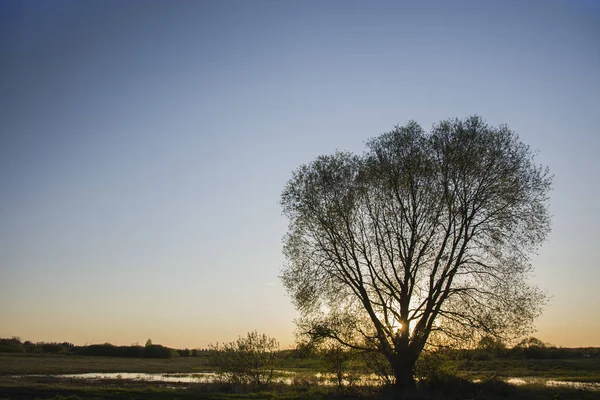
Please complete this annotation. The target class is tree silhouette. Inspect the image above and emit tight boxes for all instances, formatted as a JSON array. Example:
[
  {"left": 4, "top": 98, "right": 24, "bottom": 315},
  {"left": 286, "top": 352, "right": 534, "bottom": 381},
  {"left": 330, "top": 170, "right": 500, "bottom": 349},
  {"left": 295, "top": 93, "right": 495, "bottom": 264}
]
[{"left": 281, "top": 116, "right": 551, "bottom": 387}]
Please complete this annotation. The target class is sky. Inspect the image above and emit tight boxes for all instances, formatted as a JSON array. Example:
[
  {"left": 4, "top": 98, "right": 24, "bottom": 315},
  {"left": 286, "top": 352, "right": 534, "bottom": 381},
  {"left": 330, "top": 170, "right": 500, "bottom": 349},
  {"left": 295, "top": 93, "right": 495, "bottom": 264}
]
[{"left": 0, "top": 0, "right": 598, "bottom": 349}]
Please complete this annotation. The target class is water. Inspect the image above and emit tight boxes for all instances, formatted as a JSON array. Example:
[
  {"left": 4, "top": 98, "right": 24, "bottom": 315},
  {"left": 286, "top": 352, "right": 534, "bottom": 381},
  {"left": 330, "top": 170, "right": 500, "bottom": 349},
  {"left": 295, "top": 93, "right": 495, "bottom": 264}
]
[
  {"left": 11, "top": 371, "right": 380, "bottom": 387},
  {"left": 51, "top": 371, "right": 381, "bottom": 386},
  {"left": 56, "top": 372, "right": 219, "bottom": 383},
  {"left": 11, "top": 372, "right": 600, "bottom": 391},
  {"left": 505, "top": 377, "right": 600, "bottom": 390}
]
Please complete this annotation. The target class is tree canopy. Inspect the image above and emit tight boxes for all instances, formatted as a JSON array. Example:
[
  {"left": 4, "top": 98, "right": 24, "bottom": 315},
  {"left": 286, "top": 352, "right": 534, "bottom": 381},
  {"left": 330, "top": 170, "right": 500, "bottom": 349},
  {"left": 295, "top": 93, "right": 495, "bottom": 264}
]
[{"left": 280, "top": 116, "right": 552, "bottom": 386}]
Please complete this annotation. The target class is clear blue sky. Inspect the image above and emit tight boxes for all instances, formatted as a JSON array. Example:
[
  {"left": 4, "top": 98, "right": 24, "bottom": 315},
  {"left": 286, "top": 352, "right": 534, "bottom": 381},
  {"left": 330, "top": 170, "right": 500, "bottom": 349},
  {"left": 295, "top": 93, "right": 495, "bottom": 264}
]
[{"left": 1, "top": 0, "right": 598, "bottom": 348}]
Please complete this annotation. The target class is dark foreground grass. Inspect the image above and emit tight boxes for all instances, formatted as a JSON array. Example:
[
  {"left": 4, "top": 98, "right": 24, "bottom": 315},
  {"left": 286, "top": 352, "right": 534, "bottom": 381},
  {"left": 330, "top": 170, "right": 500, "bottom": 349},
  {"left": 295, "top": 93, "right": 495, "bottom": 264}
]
[{"left": 1, "top": 379, "right": 599, "bottom": 400}]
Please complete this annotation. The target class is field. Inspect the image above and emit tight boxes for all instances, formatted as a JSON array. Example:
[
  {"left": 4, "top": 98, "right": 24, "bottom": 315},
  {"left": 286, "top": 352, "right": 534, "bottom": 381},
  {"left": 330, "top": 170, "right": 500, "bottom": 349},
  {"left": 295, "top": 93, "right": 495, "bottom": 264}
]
[
  {"left": 1, "top": 353, "right": 599, "bottom": 399},
  {"left": 460, "top": 357, "right": 600, "bottom": 382},
  {"left": 0, "top": 353, "right": 214, "bottom": 375}
]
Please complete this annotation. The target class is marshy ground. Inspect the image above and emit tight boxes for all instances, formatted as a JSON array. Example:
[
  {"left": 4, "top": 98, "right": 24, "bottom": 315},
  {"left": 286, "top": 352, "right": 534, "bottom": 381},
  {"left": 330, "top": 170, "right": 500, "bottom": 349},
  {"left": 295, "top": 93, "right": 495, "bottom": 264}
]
[{"left": 1, "top": 353, "right": 599, "bottom": 399}]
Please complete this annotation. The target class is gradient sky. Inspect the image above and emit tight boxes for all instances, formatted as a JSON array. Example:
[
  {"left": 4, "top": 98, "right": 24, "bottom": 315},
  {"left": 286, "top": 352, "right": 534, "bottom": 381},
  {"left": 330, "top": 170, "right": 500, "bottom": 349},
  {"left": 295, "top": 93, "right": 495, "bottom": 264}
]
[{"left": 1, "top": 0, "right": 598, "bottom": 349}]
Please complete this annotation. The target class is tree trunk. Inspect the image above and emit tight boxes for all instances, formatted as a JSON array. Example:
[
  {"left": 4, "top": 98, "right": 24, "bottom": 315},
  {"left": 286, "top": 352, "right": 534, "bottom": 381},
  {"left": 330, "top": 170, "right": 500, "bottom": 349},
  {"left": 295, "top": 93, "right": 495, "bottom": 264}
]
[{"left": 391, "top": 351, "right": 417, "bottom": 389}]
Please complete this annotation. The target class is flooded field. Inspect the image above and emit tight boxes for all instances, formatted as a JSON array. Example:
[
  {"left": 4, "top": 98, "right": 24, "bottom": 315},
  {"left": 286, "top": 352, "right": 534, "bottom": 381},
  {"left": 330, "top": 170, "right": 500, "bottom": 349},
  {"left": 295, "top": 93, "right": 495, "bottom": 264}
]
[
  {"left": 52, "top": 372, "right": 219, "bottom": 383},
  {"left": 3, "top": 353, "right": 600, "bottom": 400},
  {"left": 9, "top": 371, "right": 380, "bottom": 387},
  {"left": 8, "top": 372, "right": 600, "bottom": 391}
]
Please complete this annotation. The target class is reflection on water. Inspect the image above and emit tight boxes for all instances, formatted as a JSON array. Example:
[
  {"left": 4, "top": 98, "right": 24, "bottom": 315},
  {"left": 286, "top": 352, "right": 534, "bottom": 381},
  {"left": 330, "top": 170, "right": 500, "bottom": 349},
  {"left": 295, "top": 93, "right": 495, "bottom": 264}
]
[
  {"left": 11, "top": 372, "right": 600, "bottom": 391},
  {"left": 52, "top": 371, "right": 381, "bottom": 386},
  {"left": 58, "top": 372, "right": 219, "bottom": 383},
  {"left": 505, "top": 378, "right": 527, "bottom": 385},
  {"left": 506, "top": 377, "right": 600, "bottom": 390}
]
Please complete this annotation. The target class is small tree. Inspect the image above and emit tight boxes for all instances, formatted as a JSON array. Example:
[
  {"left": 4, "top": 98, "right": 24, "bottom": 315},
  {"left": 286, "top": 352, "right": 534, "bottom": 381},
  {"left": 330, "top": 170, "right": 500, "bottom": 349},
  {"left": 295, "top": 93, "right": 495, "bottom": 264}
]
[
  {"left": 322, "top": 342, "right": 353, "bottom": 387},
  {"left": 208, "top": 331, "right": 279, "bottom": 387}
]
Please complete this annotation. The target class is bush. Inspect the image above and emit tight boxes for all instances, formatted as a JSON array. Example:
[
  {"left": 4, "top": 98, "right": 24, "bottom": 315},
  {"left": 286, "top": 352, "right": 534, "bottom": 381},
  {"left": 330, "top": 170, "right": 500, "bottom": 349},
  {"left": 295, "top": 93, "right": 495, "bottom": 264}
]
[
  {"left": 208, "top": 331, "right": 279, "bottom": 387},
  {"left": 415, "top": 350, "right": 460, "bottom": 386}
]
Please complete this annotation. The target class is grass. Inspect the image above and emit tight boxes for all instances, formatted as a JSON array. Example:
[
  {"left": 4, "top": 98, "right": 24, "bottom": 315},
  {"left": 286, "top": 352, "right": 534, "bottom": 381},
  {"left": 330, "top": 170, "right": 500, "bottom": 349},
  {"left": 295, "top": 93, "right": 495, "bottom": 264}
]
[
  {"left": 6, "top": 353, "right": 598, "bottom": 382},
  {"left": 458, "top": 357, "right": 600, "bottom": 382},
  {"left": 0, "top": 353, "right": 324, "bottom": 377},
  {"left": 0, "top": 353, "right": 214, "bottom": 375},
  {"left": 0, "top": 376, "right": 366, "bottom": 400},
  {"left": 1, "top": 353, "right": 600, "bottom": 399}
]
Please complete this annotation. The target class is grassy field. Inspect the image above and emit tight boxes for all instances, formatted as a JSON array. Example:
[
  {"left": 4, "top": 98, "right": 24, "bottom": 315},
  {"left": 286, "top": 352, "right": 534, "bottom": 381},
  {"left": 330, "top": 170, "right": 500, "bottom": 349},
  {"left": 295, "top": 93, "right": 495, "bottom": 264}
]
[
  {"left": 0, "top": 353, "right": 326, "bottom": 376},
  {"left": 1, "top": 353, "right": 599, "bottom": 399},
  {"left": 0, "top": 353, "right": 214, "bottom": 375},
  {"left": 6, "top": 353, "right": 597, "bottom": 380},
  {"left": 458, "top": 357, "right": 600, "bottom": 382}
]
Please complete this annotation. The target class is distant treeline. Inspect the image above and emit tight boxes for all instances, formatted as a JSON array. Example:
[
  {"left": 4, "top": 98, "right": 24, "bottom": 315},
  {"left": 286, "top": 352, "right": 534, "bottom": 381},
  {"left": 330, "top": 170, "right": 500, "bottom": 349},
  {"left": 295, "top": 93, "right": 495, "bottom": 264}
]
[
  {"left": 1, "top": 336, "right": 598, "bottom": 361},
  {"left": 283, "top": 336, "right": 600, "bottom": 362},
  {"left": 438, "top": 336, "right": 600, "bottom": 361},
  {"left": 0, "top": 337, "right": 208, "bottom": 359}
]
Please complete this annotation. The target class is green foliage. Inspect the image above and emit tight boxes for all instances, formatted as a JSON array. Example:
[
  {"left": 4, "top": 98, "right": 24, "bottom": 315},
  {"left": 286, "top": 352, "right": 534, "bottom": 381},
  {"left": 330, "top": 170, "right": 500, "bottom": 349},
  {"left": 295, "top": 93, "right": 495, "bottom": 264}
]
[
  {"left": 415, "top": 350, "right": 460, "bottom": 386},
  {"left": 208, "top": 331, "right": 280, "bottom": 387}
]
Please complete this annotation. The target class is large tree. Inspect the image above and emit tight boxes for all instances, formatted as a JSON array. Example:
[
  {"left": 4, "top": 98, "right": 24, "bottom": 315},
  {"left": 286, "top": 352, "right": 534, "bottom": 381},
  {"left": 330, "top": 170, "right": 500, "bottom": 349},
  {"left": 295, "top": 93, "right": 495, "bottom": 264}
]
[{"left": 280, "top": 116, "right": 551, "bottom": 387}]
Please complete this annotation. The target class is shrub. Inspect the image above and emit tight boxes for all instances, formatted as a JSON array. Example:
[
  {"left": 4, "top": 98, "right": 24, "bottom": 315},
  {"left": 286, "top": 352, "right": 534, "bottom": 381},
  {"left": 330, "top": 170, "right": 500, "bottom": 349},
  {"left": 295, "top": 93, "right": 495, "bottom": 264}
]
[
  {"left": 208, "top": 331, "right": 279, "bottom": 387},
  {"left": 415, "top": 350, "right": 460, "bottom": 386}
]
